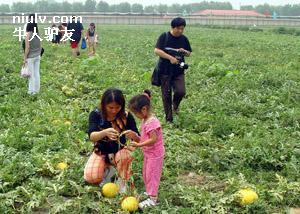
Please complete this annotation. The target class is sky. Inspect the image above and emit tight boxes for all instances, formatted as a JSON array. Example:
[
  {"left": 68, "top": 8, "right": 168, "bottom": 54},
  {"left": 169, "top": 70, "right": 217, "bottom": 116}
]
[{"left": 2, "top": 0, "right": 300, "bottom": 9}]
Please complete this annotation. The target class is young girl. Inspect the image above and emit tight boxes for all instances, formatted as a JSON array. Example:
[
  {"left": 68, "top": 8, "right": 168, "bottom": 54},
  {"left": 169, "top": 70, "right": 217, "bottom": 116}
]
[
  {"left": 86, "top": 23, "right": 97, "bottom": 56},
  {"left": 126, "top": 90, "right": 165, "bottom": 209}
]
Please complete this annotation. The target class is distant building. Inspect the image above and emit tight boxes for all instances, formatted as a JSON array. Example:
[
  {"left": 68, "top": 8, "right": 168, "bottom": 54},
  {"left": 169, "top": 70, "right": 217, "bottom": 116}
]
[{"left": 193, "top": 9, "right": 265, "bottom": 17}]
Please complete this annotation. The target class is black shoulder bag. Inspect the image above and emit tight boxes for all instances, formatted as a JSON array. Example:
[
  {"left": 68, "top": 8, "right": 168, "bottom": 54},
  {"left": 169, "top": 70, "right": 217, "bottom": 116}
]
[{"left": 151, "top": 32, "right": 169, "bottom": 87}]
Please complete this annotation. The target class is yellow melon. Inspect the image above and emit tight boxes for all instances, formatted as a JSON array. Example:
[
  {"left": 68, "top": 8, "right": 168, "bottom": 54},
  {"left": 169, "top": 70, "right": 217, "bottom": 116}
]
[
  {"left": 56, "top": 162, "right": 68, "bottom": 170},
  {"left": 237, "top": 188, "right": 258, "bottom": 205},
  {"left": 121, "top": 196, "right": 139, "bottom": 212},
  {"left": 64, "top": 121, "right": 71, "bottom": 126},
  {"left": 102, "top": 183, "right": 119, "bottom": 198}
]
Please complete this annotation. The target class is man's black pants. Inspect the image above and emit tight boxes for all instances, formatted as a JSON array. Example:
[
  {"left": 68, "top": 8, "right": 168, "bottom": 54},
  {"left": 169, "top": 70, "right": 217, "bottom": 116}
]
[{"left": 160, "top": 74, "right": 186, "bottom": 122}]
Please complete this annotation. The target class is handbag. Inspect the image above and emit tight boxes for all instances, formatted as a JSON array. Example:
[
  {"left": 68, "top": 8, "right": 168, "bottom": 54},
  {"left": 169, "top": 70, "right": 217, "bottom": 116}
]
[
  {"left": 151, "top": 64, "right": 161, "bottom": 86},
  {"left": 81, "top": 38, "right": 87, "bottom": 49},
  {"left": 20, "top": 63, "right": 31, "bottom": 78},
  {"left": 151, "top": 32, "right": 169, "bottom": 87}
]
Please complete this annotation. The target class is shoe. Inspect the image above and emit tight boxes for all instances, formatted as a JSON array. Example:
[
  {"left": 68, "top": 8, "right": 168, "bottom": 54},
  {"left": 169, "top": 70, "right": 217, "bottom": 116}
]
[
  {"left": 139, "top": 192, "right": 149, "bottom": 201},
  {"left": 173, "top": 104, "right": 179, "bottom": 115},
  {"left": 138, "top": 198, "right": 157, "bottom": 209},
  {"left": 166, "top": 119, "right": 173, "bottom": 123},
  {"left": 28, "top": 91, "right": 37, "bottom": 95},
  {"left": 99, "top": 166, "right": 116, "bottom": 187},
  {"left": 116, "top": 177, "right": 126, "bottom": 194},
  {"left": 166, "top": 115, "right": 173, "bottom": 123},
  {"left": 173, "top": 107, "right": 179, "bottom": 115}
]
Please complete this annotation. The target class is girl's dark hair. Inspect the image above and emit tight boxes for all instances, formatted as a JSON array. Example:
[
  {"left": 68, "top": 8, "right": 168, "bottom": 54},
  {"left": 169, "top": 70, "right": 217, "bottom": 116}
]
[
  {"left": 128, "top": 90, "right": 151, "bottom": 113},
  {"left": 171, "top": 17, "right": 186, "bottom": 28},
  {"left": 26, "top": 14, "right": 38, "bottom": 33},
  {"left": 101, "top": 88, "right": 125, "bottom": 119}
]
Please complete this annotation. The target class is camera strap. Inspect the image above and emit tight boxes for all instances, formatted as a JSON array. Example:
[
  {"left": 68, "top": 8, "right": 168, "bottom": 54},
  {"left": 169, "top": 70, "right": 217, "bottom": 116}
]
[{"left": 163, "top": 32, "right": 169, "bottom": 48}]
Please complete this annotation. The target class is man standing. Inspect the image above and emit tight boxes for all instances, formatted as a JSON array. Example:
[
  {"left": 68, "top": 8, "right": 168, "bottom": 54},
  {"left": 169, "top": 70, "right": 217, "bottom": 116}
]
[
  {"left": 154, "top": 17, "right": 192, "bottom": 123},
  {"left": 67, "top": 16, "right": 84, "bottom": 57}
]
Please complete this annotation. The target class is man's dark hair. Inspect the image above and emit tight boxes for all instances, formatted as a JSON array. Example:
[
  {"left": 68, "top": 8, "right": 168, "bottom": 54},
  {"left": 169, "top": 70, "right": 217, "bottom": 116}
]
[{"left": 171, "top": 17, "right": 186, "bottom": 28}]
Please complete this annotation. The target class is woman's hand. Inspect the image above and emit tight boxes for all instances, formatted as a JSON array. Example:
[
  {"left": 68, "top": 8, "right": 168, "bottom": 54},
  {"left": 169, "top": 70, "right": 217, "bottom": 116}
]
[
  {"left": 23, "top": 58, "right": 27, "bottom": 65},
  {"left": 104, "top": 128, "right": 119, "bottom": 141}
]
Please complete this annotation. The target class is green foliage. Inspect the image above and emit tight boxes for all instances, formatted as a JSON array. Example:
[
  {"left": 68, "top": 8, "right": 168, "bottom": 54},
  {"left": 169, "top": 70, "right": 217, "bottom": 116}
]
[
  {"left": 0, "top": 25, "right": 300, "bottom": 213},
  {"left": 273, "top": 27, "right": 300, "bottom": 36}
]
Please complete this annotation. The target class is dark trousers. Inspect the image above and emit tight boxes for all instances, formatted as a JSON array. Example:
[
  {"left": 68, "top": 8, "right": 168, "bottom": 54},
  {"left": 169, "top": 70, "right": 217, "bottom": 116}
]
[{"left": 160, "top": 74, "right": 186, "bottom": 122}]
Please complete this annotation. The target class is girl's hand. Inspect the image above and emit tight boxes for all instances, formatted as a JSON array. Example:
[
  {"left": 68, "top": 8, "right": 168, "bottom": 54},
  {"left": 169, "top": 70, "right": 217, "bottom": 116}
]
[
  {"left": 104, "top": 128, "right": 119, "bottom": 141},
  {"left": 125, "top": 144, "right": 136, "bottom": 151},
  {"left": 23, "top": 58, "right": 27, "bottom": 65},
  {"left": 129, "top": 141, "right": 140, "bottom": 147},
  {"left": 124, "top": 130, "right": 138, "bottom": 140}
]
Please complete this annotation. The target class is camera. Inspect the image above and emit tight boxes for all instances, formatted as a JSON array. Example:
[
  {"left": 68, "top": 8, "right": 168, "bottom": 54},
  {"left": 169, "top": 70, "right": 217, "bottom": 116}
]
[{"left": 164, "top": 47, "right": 189, "bottom": 70}]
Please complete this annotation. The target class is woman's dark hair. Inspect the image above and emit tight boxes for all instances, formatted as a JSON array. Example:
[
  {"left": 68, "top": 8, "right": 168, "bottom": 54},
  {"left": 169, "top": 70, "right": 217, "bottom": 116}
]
[
  {"left": 171, "top": 17, "right": 186, "bottom": 28},
  {"left": 90, "top": 23, "right": 95, "bottom": 29},
  {"left": 26, "top": 14, "right": 38, "bottom": 33},
  {"left": 128, "top": 90, "right": 151, "bottom": 113},
  {"left": 101, "top": 88, "right": 125, "bottom": 119}
]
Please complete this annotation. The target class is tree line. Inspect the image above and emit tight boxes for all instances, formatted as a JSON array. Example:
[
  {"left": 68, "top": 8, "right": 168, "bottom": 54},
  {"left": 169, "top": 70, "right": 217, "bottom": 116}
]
[
  {"left": 0, "top": 1, "right": 232, "bottom": 14},
  {"left": 241, "top": 4, "right": 300, "bottom": 16},
  {"left": 0, "top": 1, "right": 299, "bottom": 16}
]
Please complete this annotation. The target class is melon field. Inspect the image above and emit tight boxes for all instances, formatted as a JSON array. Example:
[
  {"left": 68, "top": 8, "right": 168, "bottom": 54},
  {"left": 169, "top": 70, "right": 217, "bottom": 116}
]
[{"left": 1, "top": 25, "right": 300, "bottom": 213}]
